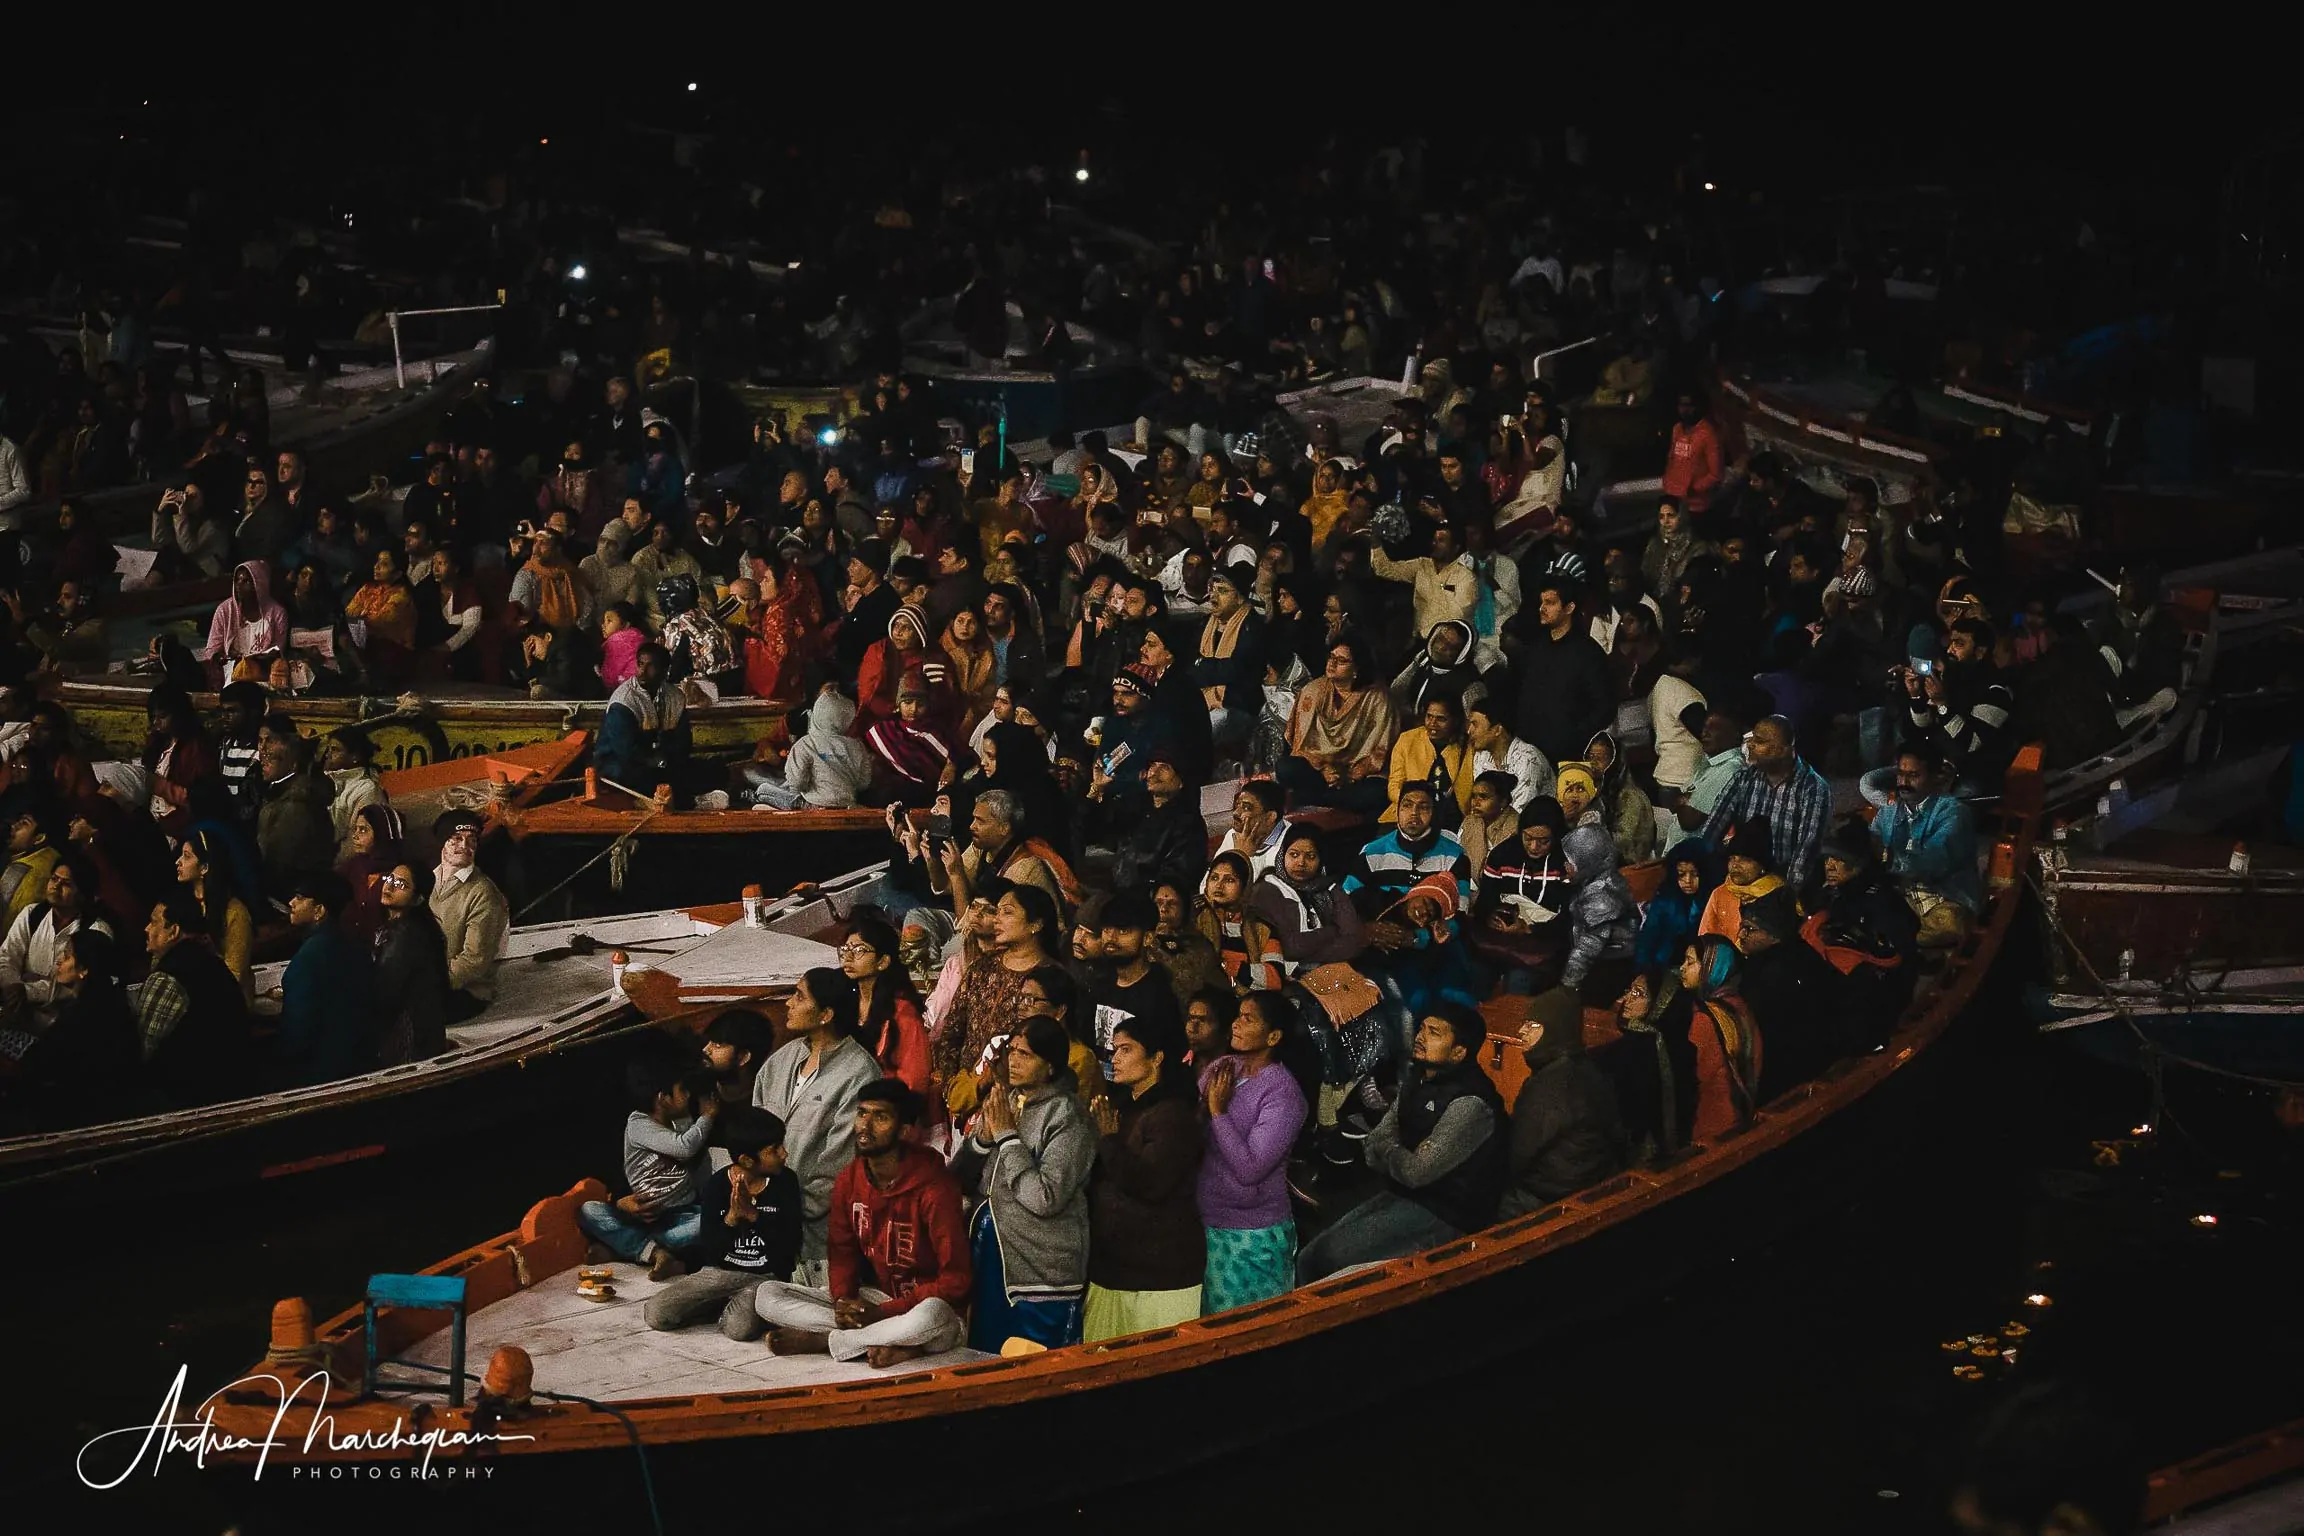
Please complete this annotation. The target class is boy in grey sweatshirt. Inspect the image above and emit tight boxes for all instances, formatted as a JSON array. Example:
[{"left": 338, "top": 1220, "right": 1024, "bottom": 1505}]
[{"left": 579, "top": 1059, "right": 719, "bottom": 1279}]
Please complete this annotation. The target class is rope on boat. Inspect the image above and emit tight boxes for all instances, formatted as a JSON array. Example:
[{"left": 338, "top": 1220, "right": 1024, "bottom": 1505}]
[
  {"left": 2024, "top": 868, "right": 2302, "bottom": 1139},
  {"left": 510, "top": 784, "right": 672, "bottom": 923}
]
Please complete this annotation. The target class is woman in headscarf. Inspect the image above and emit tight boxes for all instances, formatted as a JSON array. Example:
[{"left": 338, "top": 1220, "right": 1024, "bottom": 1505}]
[
  {"left": 1700, "top": 815, "right": 1784, "bottom": 940},
  {"left": 579, "top": 521, "right": 643, "bottom": 613},
  {"left": 201, "top": 561, "right": 289, "bottom": 684},
  {"left": 1247, "top": 824, "right": 1368, "bottom": 970},
  {"left": 1186, "top": 448, "right": 1233, "bottom": 516},
  {"left": 344, "top": 547, "right": 418, "bottom": 686},
  {"left": 1679, "top": 934, "right": 1762, "bottom": 1142},
  {"left": 727, "top": 569, "right": 797, "bottom": 704},
  {"left": 1582, "top": 728, "right": 1657, "bottom": 863},
  {"left": 1553, "top": 761, "right": 1603, "bottom": 832},
  {"left": 1388, "top": 618, "right": 1478, "bottom": 719},
  {"left": 1300, "top": 459, "right": 1349, "bottom": 554},
  {"left": 1637, "top": 841, "right": 1716, "bottom": 969},
  {"left": 941, "top": 606, "right": 998, "bottom": 732},
  {"left": 1277, "top": 632, "right": 1397, "bottom": 817},
  {"left": 335, "top": 803, "right": 408, "bottom": 945}
]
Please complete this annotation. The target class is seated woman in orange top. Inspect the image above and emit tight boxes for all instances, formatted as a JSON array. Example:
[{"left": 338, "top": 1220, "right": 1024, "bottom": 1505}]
[{"left": 344, "top": 547, "right": 418, "bottom": 686}]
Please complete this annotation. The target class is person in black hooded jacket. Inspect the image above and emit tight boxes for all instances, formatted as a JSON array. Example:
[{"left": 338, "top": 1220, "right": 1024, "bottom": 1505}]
[
  {"left": 1807, "top": 823, "right": 1920, "bottom": 1048},
  {"left": 1736, "top": 887, "right": 1844, "bottom": 1099},
  {"left": 1499, "top": 986, "right": 1627, "bottom": 1216}
]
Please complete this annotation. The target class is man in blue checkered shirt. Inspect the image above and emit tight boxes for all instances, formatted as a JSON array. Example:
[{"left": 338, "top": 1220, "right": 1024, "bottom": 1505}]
[{"left": 1701, "top": 716, "right": 1832, "bottom": 897}]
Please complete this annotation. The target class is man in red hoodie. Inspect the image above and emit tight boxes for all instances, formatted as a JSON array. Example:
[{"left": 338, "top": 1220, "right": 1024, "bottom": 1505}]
[
  {"left": 1662, "top": 390, "right": 1725, "bottom": 522},
  {"left": 756, "top": 1079, "right": 973, "bottom": 1368}
]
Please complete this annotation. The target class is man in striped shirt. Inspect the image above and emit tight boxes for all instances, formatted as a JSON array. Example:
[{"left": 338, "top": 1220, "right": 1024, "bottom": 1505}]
[{"left": 1702, "top": 716, "right": 1832, "bottom": 897}]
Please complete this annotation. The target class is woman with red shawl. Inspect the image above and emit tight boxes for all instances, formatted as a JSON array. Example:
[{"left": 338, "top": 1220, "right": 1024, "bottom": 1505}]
[{"left": 854, "top": 604, "right": 957, "bottom": 736}]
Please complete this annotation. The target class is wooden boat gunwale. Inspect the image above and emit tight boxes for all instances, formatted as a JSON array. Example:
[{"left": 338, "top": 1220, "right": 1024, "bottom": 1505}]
[{"left": 206, "top": 752, "right": 2048, "bottom": 1458}]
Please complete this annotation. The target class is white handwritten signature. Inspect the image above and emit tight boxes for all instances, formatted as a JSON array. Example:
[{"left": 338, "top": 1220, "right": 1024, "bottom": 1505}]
[{"left": 77, "top": 1367, "right": 536, "bottom": 1488}]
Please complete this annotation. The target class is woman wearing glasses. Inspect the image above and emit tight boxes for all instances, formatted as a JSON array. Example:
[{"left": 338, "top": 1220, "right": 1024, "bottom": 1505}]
[
  {"left": 371, "top": 862, "right": 451, "bottom": 1067},
  {"left": 837, "top": 915, "right": 931, "bottom": 1103}
]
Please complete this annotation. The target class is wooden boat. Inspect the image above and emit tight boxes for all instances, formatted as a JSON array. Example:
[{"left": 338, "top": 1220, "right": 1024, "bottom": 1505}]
[
  {"left": 2142, "top": 1417, "right": 2304, "bottom": 1531},
  {"left": 52, "top": 672, "right": 788, "bottom": 770},
  {"left": 17, "top": 341, "right": 493, "bottom": 534},
  {"left": 496, "top": 784, "right": 894, "bottom": 917},
  {"left": 190, "top": 756, "right": 2046, "bottom": 1517},
  {"left": 0, "top": 864, "right": 856, "bottom": 1206}
]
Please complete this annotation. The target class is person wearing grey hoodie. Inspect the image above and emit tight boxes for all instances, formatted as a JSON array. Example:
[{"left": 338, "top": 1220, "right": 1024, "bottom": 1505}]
[
  {"left": 1559, "top": 823, "right": 1638, "bottom": 1000},
  {"left": 752, "top": 967, "right": 882, "bottom": 1286},
  {"left": 950, "top": 1015, "right": 1095, "bottom": 1350},
  {"left": 743, "top": 683, "right": 873, "bottom": 809}
]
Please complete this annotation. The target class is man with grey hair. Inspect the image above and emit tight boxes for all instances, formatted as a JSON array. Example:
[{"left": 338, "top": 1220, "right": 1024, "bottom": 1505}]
[{"left": 913, "top": 785, "right": 1069, "bottom": 922}]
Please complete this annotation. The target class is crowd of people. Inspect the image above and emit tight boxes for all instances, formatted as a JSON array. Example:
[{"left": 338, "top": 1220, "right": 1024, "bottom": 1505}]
[
  {"left": 0, "top": 669, "right": 510, "bottom": 1118},
  {"left": 546, "top": 339, "right": 2180, "bottom": 1361}
]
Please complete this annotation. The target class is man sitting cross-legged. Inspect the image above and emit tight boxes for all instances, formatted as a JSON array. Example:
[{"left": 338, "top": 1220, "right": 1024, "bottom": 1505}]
[
  {"left": 753, "top": 1078, "right": 973, "bottom": 1369},
  {"left": 644, "top": 1106, "right": 803, "bottom": 1340}
]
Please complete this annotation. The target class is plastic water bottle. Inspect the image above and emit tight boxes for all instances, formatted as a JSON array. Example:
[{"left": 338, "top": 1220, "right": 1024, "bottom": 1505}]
[
  {"left": 610, "top": 950, "right": 629, "bottom": 995},
  {"left": 2117, "top": 947, "right": 2135, "bottom": 982},
  {"left": 742, "top": 883, "right": 765, "bottom": 927},
  {"left": 2230, "top": 842, "right": 2251, "bottom": 876}
]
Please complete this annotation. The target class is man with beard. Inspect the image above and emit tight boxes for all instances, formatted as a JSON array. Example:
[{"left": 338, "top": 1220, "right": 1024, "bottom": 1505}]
[
  {"left": 1898, "top": 618, "right": 2015, "bottom": 792},
  {"left": 1509, "top": 579, "right": 1617, "bottom": 768},
  {"left": 754, "top": 1081, "right": 970, "bottom": 1366},
  {"left": 1870, "top": 745, "right": 1980, "bottom": 950}
]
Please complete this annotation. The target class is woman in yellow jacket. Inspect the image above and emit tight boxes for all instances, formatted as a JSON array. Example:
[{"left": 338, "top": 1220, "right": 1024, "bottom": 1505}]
[{"left": 1381, "top": 693, "right": 1477, "bottom": 830}]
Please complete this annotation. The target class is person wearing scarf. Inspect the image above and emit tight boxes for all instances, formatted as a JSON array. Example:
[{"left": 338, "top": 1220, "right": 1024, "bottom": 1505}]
[
  {"left": 1554, "top": 762, "right": 1603, "bottom": 832},
  {"left": 580, "top": 521, "right": 643, "bottom": 613},
  {"left": 1192, "top": 852, "right": 1284, "bottom": 992},
  {"left": 344, "top": 547, "right": 418, "bottom": 685},
  {"left": 857, "top": 604, "right": 954, "bottom": 736},
  {"left": 1700, "top": 815, "right": 1785, "bottom": 941},
  {"left": 1301, "top": 460, "right": 1351, "bottom": 555},
  {"left": 335, "top": 803, "right": 408, "bottom": 944},
  {"left": 1458, "top": 769, "right": 1521, "bottom": 873},
  {"left": 1680, "top": 933, "right": 1761, "bottom": 1141},
  {"left": 1248, "top": 823, "right": 1368, "bottom": 970},
  {"left": 865, "top": 675, "right": 960, "bottom": 803},
  {"left": 727, "top": 573, "right": 796, "bottom": 704},
  {"left": 1382, "top": 691, "right": 1476, "bottom": 830},
  {"left": 1583, "top": 728, "right": 1658, "bottom": 862},
  {"left": 1278, "top": 634, "right": 1398, "bottom": 817},
  {"left": 510, "top": 526, "right": 593, "bottom": 635},
  {"left": 1388, "top": 619, "right": 1479, "bottom": 720},
  {"left": 1192, "top": 567, "right": 1264, "bottom": 747},
  {"left": 941, "top": 607, "right": 999, "bottom": 732},
  {"left": 1470, "top": 794, "right": 1574, "bottom": 990},
  {"left": 200, "top": 560, "right": 290, "bottom": 682}
]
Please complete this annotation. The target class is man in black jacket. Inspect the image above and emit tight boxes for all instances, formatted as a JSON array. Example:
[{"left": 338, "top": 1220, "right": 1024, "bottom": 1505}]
[
  {"left": 1510, "top": 577, "right": 1616, "bottom": 766},
  {"left": 1738, "top": 888, "right": 1844, "bottom": 1099},
  {"left": 837, "top": 540, "right": 899, "bottom": 679},
  {"left": 1899, "top": 618, "right": 2016, "bottom": 792},
  {"left": 644, "top": 1106, "right": 802, "bottom": 1341},
  {"left": 1499, "top": 986, "right": 1627, "bottom": 1217}
]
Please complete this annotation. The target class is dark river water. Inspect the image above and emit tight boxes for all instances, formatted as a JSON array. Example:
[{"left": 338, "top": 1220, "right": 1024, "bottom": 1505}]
[{"left": 15, "top": 946, "right": 2300, "bottom": 1536}]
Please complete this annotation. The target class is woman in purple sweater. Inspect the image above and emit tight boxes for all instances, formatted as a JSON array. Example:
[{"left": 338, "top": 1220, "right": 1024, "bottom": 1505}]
[{"left": 1197, "top": 992, "right": 1310, "bottom": 1312}]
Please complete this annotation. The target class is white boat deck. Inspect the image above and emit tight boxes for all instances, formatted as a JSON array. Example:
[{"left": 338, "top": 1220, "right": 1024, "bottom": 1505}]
[{"left": 393, "top": 1261, "right": 989, "bottom": 1401}]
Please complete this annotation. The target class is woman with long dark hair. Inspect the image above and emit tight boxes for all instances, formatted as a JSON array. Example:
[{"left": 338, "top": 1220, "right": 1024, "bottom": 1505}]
[
  {"left": 1198, "top": 989, "right": 1310, "bottom": 1312},
  {"left": 174, "top": 828, "right": 253, "bottom": 997},
  {"left": 839, "top": 915, "right": 930, "bottom": 1101},
  {"left": 371, "top": 861, "right": 451, "bottom": 1066},
  {"left": 334, "top": 803, "right": 407, "bottom": 944},
  {"left": 933, "top": 884, "right": 1060, "bottom": 1124}
]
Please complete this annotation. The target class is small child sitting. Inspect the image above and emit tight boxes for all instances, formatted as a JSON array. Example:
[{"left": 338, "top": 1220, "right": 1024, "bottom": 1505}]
[
  {"left": 643, "top": 1105, "right": 802, "bottom": 1340},
  {"left": 579, "top": 1058, "right": 719, "bottom": 1281}
]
